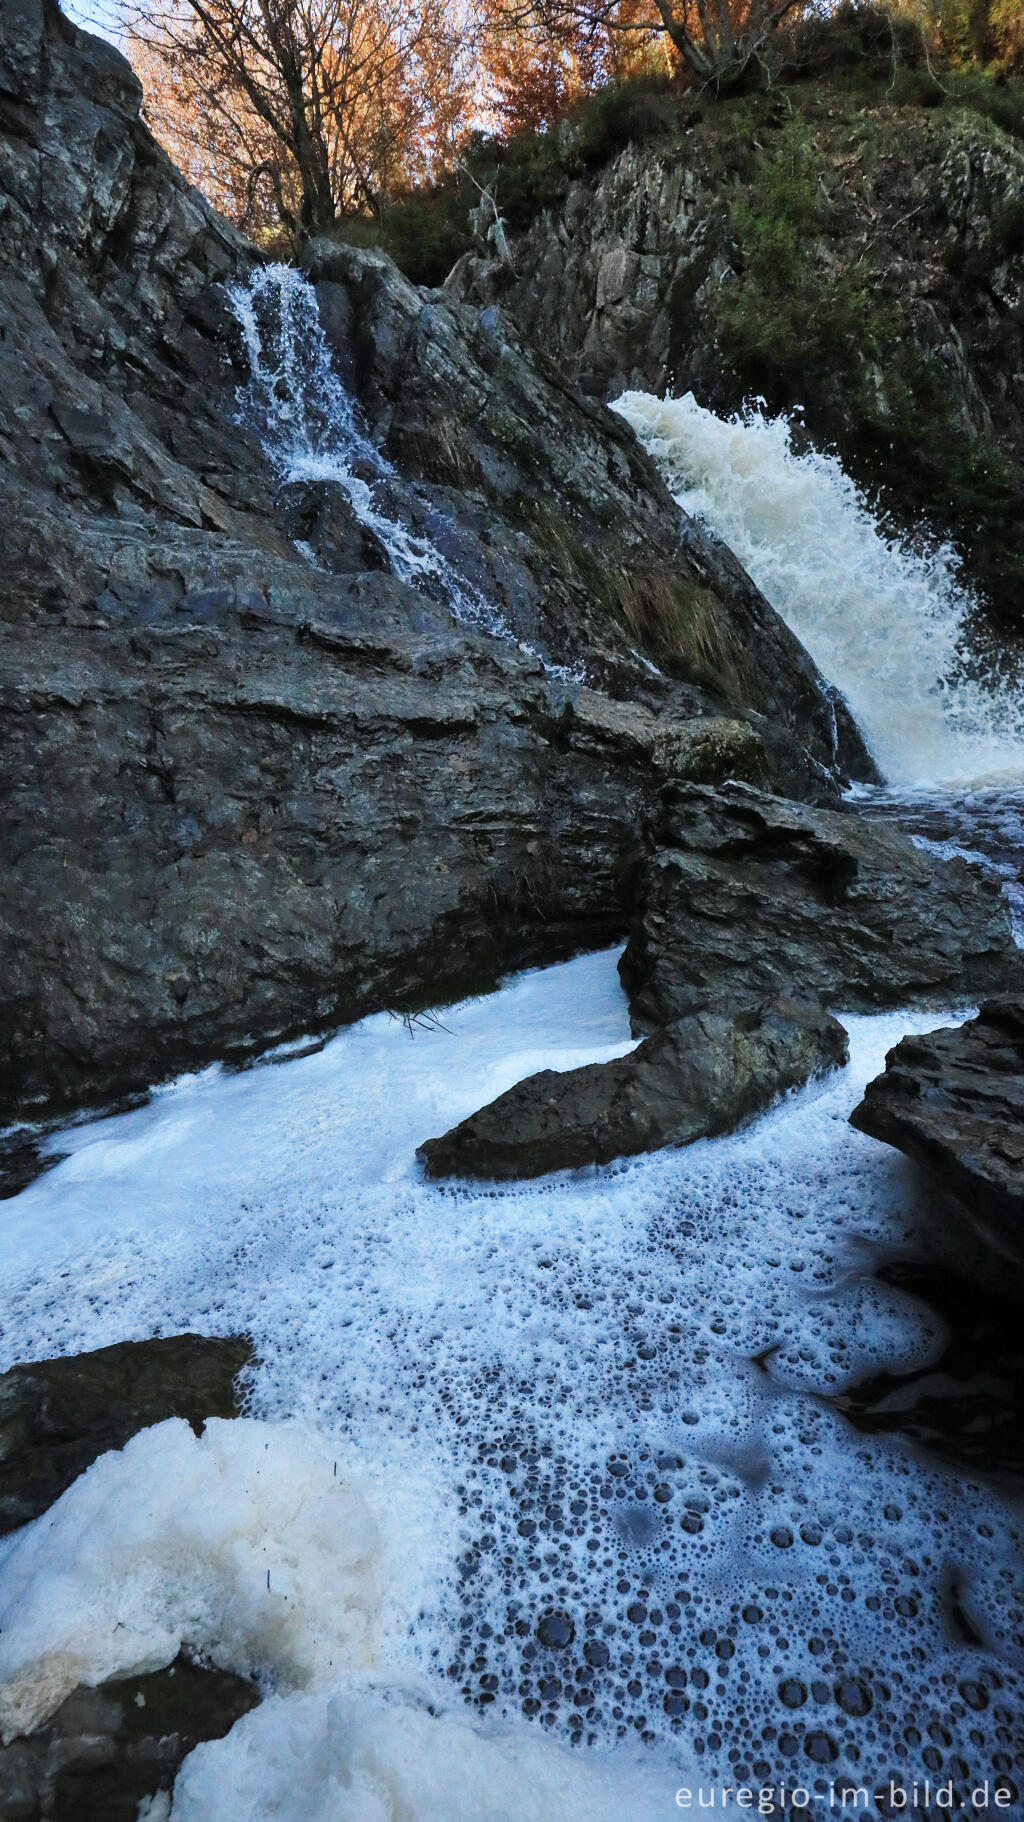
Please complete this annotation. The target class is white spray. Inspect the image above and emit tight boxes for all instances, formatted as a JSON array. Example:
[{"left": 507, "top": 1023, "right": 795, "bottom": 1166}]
[
  {"left": 226, "top": 267, "right": 497, "bottom": 624},
  {"left": 613, "top": 390, "right": 1024, "bottom": 788},
  {"left": 227, "top": 265, "right": 581, "bottom": 680}
]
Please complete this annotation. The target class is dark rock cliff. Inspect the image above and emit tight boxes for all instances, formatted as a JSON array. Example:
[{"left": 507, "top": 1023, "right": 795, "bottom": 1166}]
[
  {"left": 0, "top": 0, "right": 1015, "bottom": 1125},
  {"left": 0, "top": 0, "right": 864, "bottom": 1120},
  {"left": 445, "top": 72, "right": 1024, "bottom": 626}
]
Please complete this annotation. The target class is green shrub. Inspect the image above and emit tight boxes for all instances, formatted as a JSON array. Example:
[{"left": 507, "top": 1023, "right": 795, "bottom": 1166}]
[{"left": 714, "top": 125, "right": 894, "bottom": 391}]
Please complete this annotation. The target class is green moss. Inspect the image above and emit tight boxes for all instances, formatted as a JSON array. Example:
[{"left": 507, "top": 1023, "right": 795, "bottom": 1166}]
[
  {"left": 321, "top": 12, "right": 1024, "bottom": 619},
  {"left": 683, "top": 79, "right": 1024, "bottom": 620},
  {"left": 712, "top": 122, "right": 896, "bottom": 394}
]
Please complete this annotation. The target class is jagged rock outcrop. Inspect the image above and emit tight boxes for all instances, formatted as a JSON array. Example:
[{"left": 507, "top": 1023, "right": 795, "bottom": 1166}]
[
  {"left": 417, "top": 994, "right": 848, "bottom": 1180},
  {"left": 0, "top": 1655, "right": 258, "bottom": 1822},
  {"left": 620, "top": 783, "right": 1024, "bottom": 1030},
  {"left": 445, "top": 65, "right": 1024, "bottom": 622},
  {"left": 448, "top": 116, "right": 1024, "bottom": 421},
  {"left": 0, "top": 0, "right": 889, "bottom": 1121},
  {"left": 851, "top": 999, "right": 1024, "bottom": 1269},
  {"left": 0, "top": 1334, "right": 252, "bottom": 1535}
]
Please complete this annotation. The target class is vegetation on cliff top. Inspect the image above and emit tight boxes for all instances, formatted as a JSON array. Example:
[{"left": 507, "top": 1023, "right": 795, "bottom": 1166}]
[
  {"left": 333, "top": 7, "right": 1024, "bottom": 624},
  {"left": 331, "top": 7, "right": 1024, "bottom": 276}
]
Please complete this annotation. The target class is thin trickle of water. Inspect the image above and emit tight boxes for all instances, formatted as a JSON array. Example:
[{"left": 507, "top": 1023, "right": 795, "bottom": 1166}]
[
  {"left": 226, "top": 266, "right": 496, "bottom": 620},
  {"left": 225, "top": 266, "right": 581, "bottom": 682},
  {"left": 613, "top": 390, "right": 1024, "bottom": 789}
]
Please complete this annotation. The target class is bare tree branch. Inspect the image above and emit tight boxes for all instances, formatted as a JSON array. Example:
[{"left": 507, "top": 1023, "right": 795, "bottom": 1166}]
[{"left": 126, "top": 0, "right": 470, "bottom": 240}]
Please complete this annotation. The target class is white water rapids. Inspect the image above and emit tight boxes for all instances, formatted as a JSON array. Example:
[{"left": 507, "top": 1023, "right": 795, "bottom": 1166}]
[
  {"left": 613, "top": 390, "right": 1024, "bottom": 790},
  {"left": 1, "top": 323, "right": 1023, "bottom": 1816},
  {"left": 1, "top": 959, "right": 1021, "bottom": 1817}
]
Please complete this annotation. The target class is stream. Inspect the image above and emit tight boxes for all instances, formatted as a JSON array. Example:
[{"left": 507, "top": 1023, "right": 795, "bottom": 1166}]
[{"left": 0, "top": 296, "right": 1022, "bottom": 1819}]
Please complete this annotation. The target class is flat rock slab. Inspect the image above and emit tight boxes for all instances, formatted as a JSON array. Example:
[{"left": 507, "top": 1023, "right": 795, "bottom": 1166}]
[
  {"left": 0, "top": 1655, "right": 258, "bottom": 1822},
  {"left": 850, "top": 997, "right": 1024, "bottom": 1269},
  {"left": 621, "top": 782, "right": 1024, "bottom": 1030},
  {"left": 418, "top": 994, "right": 848, "bottom": 1180},
  {"left": 0, "top": 1334, "right": 252, "bottom": 1536}
]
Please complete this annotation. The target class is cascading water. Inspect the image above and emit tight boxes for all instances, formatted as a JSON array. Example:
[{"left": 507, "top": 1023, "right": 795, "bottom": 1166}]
[
  {"left": 613, "top": 390, "right": 1024, "bottom": 790},
  {"left": 226, "top": 265, "right": 510, "bottom": 638},
  {"left": 3, "top": 347, "right": 1024, "bottom": 1817},
  {"left": 227, "top": 265, "right": 583, "bottom": 682}
]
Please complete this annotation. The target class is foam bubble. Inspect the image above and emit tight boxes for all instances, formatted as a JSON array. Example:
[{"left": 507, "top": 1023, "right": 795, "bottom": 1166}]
[
  {"left": 612, "top": 389, "right": 1024, "bottom": 788},
  {"left": 0, "top": 949, "right": 1021, "bottom": 1809}
]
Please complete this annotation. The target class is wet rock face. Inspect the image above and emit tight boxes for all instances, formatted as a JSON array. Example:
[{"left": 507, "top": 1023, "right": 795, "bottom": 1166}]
[
  {"left": 300, "top": 238, "right": 871, "bottom": 779},
  {"left": 0, "top": 1335, "right": 252, "bottom": 1535},
  {"left": 0, "top": 1655, "right": 258, "bottom": 1822},
  {"left": 2, "top": 603, "right": 782, "bottom": 1117},
  {"left": 850, "top": 999, "right": 1024, "bottom": 1272},
  {"left": 0, "top": 0, "right": 876, "bottom": 1123},
  {"left": 445, "top": 112, "right": 1024, "bottom": 622},
  {"left": 417, "top": 994, "right": 848, "bottom": 1180},
  {"left": 619, "top": 783, "right": 1024, "bottom": 1031},
  {"left": 454, "top": 124, "right": 1024, "bottom": 415}
]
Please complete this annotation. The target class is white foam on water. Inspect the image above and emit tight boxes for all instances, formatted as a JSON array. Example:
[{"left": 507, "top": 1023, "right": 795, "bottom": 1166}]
[
  {"left": 0, "top": 1417, "right": 429, "bottom": 1739},
  {"left": 612, "top": 390, "right": 1024, "bottom": 790},
  {"left": 0, "top": 950, "right": 1021, "bottom": 1812},
  {"left": 169, "top": 1683, "right": 685, "bottom": 1822}
]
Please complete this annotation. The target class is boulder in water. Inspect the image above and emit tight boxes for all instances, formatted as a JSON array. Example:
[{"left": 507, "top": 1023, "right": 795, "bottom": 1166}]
[
  {"left": 0, "top": 1655, "right": 258, "bottom": 1822},
  {"left": 417, "top": 994, "right": 848, "bottom": 1180},
  {"left": 850, "top": 998, "right": 1024, "bottom": 1270},
  {"left": 0, "top": 1334, "right": 252, "bottom": 1536},
  {"left": 620, "top": 782, "right": 1024, "bottom": 1029}
]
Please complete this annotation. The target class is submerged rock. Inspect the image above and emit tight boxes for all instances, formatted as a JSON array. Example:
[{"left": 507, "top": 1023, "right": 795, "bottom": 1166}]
[
  {"left": 850, "top": 998, "right": 1024, "bottom": 1270},
  {"left": 417, "top": 994, "right": 847, "bottom": 1180},
  {"left": 620, "top": 783, "right": 1024, "bottom": 1031},
  {"left": 0, "top": 1137, "right": 64, "bottom": 1201},
  {"left": 833, "top": 1255, "right": 1024, "bottom": 1484},
  {"left": 0, "top": 1335, "right": 252, "bottom": 1536},
  {"left": 0, "top": 1655, "right": 257, "bottom": 1822}
]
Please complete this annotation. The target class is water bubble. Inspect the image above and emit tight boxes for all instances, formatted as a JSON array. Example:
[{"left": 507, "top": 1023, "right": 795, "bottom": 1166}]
[{"left": 537, "top": 1612, "right": 575, "bottom": 1650}]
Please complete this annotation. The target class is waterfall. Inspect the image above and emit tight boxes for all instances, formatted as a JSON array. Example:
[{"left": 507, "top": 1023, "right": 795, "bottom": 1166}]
[
  {"left": 226, "top": 265, "right": 583, "bottom": 681},
  {"left": 226, "top": 265, "right": 503, "bottom": 630},
  {"left": 613, "top": 390, "right": 1024, "bottom": 789}
]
